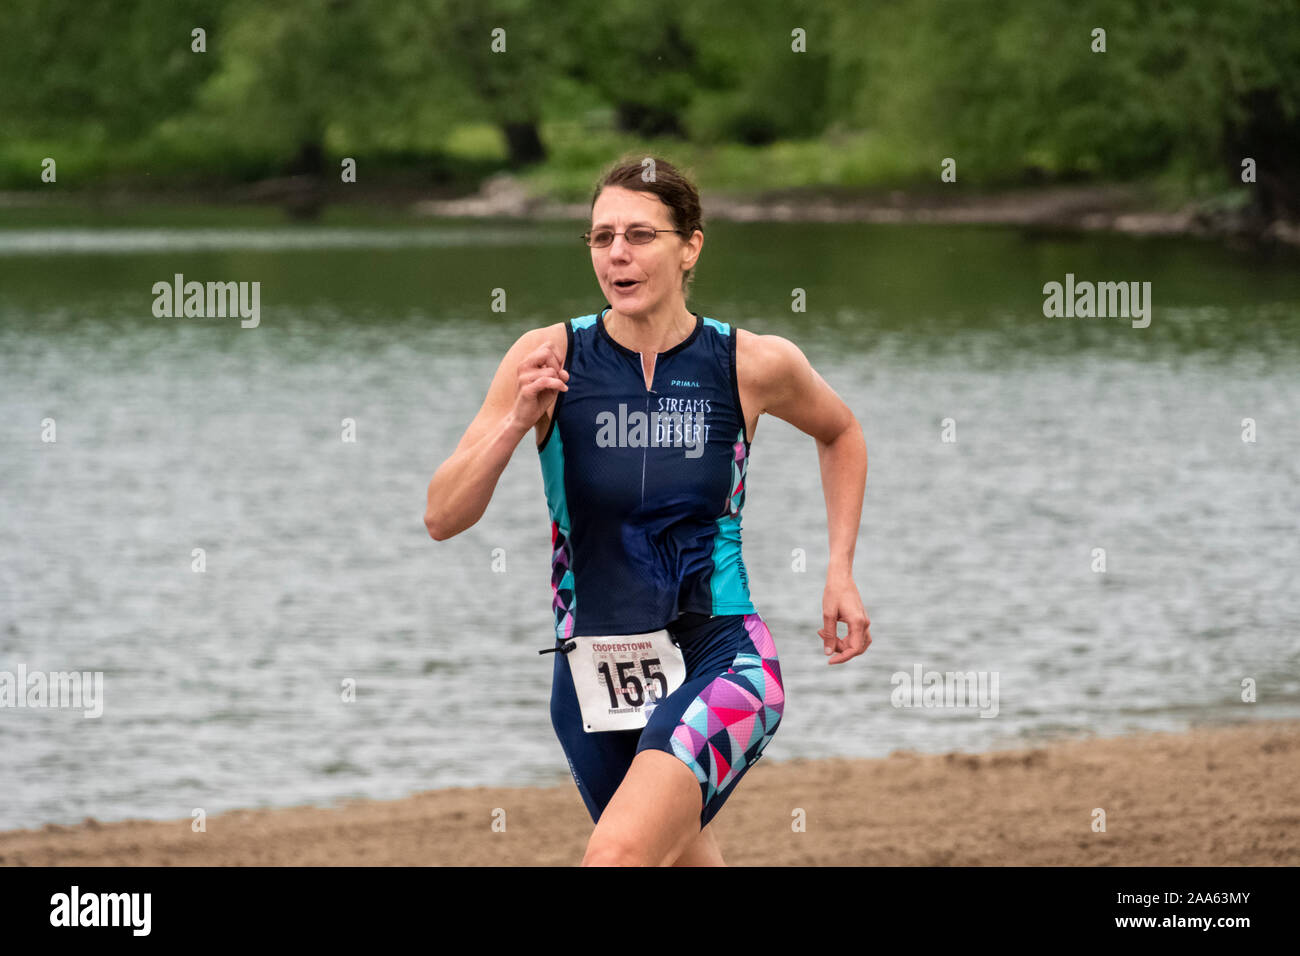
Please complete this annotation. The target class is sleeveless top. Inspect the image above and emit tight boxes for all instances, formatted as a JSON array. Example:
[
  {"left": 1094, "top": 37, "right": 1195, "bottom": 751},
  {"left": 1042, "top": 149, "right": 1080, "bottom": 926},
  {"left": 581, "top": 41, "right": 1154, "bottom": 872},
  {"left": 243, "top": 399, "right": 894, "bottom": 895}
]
[{"left": 538, "top": 305, "right": 755, "bottom": 640}]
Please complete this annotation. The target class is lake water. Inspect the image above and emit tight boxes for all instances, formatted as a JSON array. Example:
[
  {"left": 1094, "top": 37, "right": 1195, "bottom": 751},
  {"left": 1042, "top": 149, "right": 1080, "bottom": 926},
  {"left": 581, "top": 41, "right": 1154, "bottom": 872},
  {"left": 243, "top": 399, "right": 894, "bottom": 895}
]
[{"left": 2, "top": 209, "right": 1298, "bottom": 829}]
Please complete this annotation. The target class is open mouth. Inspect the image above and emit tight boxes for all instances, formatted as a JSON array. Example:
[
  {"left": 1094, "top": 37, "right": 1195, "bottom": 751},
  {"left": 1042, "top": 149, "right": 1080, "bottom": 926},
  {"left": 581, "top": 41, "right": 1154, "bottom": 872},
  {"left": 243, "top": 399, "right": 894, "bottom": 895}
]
[{"left": 612, "top": 279, "right": 641, "bottom": 292}]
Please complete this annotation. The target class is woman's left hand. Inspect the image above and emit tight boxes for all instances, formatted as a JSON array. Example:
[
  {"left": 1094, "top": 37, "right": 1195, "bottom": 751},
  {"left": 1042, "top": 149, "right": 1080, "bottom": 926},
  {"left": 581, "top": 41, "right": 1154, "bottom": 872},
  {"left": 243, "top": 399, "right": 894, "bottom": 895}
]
[{"left": 819, "top": 574, "right": 871, "bottom": 664}]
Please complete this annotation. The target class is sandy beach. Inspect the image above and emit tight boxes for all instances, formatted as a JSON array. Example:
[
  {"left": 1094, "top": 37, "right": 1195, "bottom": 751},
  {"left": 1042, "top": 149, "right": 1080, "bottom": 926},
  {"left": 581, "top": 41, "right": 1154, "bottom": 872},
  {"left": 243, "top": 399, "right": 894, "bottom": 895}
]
[{"left": 3, "top": 720, "right": 1297, "bottom": 866}]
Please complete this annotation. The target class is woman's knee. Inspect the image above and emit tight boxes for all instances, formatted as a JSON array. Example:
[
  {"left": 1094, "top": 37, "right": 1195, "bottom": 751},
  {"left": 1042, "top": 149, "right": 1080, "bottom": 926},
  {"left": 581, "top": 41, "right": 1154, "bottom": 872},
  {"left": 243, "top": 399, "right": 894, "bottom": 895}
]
[
  {"left": 581, "top": 833, "right": 655, "bottom": 867},
  {"left": 671, "top": 824, "right": 725, "bottom": 866}
]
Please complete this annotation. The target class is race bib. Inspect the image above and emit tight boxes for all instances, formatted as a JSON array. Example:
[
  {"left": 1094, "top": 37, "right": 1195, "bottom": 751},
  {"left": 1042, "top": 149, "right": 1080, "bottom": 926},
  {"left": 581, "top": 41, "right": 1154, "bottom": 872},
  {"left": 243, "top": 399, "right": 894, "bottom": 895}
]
[{"left": 567, "top": 630, "right": 686, "bottom": 733}]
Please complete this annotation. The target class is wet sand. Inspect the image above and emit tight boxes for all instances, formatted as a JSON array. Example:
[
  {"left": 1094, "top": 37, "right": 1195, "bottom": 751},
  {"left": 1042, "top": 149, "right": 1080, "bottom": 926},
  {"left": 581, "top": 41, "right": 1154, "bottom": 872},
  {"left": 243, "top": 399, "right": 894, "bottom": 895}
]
[{"left": 3, "top": 720, "right": 1297, "bottom": 866}]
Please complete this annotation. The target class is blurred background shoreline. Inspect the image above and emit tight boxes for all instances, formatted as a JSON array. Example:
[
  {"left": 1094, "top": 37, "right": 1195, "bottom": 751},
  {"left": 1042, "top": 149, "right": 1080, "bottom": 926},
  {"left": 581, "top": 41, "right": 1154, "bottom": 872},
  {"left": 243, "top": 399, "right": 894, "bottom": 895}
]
[{"left": 6, "top": 179, "right": 1295, "bottom": 248}]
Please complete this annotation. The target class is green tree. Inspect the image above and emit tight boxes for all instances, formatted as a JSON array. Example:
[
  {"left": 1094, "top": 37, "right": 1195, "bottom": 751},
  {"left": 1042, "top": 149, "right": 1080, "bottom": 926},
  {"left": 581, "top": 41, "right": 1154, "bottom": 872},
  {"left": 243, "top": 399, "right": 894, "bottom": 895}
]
[
  {"left": 681, "top": 0, "right": 836, "bottom": 145},
  {"left": 0, "top": 0, "right": 223, "bottom": 140},
  {"left": 194, "top": 0, "right": 398, "bottom": 175},
  {"left": 382, "top": 0, "right": 564, "bottom": 166},
  {"left": 831, "top": 0, "right": 1300, "bottom": 216},
  {"left": 558, "top": 0, "right": 713, "bottom": 138}
]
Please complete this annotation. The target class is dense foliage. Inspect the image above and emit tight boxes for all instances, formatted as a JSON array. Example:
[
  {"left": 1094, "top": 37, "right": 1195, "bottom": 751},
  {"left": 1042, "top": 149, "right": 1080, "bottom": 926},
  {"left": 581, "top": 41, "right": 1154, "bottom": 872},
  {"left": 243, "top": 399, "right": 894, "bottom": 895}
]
[{"left": 1, "top": 0, "right": 1295, "bottom": 214}]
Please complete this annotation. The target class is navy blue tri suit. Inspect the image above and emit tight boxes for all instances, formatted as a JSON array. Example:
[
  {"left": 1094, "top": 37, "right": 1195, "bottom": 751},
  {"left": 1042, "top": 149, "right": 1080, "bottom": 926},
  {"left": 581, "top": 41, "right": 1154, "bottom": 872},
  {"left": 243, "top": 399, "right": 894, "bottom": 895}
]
[{"left": 537, "top": 305, "right": 784, "bottom": 829}]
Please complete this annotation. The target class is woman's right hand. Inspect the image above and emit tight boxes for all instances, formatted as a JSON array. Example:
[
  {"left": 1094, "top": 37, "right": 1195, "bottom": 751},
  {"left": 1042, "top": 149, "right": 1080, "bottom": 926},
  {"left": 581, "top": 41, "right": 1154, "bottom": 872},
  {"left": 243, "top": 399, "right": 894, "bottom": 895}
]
[
  {"left": 425, "top": 327, "right": 568, "bottom": 540},
  {"left": 511, "top": 342, "right": 569, "bottom": 433}
]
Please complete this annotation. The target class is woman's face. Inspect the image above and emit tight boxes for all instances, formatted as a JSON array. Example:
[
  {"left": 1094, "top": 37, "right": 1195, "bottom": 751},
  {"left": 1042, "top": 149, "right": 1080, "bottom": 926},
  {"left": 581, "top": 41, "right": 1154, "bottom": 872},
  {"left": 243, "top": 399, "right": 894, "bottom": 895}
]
[{"left": 590, "top": 186, "right": 701, "bottom": 315}]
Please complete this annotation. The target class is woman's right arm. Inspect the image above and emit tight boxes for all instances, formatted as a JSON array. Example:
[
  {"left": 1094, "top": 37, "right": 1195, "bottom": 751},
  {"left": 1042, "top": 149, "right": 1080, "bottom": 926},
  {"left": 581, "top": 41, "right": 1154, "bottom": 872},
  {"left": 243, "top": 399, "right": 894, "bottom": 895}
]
[{"left": 423, "top": 328, "right": 568, "bottom": 540}]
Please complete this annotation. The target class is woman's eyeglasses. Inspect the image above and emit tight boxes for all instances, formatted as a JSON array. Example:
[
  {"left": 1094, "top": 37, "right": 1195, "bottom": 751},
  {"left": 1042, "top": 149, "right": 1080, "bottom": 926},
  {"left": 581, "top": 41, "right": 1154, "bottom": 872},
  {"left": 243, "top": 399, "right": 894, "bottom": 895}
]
[{"left": 582, "top": 226, "right": 680, "bottom": 248}]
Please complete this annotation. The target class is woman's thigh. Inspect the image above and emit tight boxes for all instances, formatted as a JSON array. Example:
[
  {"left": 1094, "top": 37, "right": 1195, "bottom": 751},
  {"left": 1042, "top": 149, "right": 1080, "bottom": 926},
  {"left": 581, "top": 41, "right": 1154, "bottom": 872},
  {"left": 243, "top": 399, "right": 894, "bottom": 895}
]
[
  {"left": 581, "top": 748, "right": 706, "bottom": 865},
  {"left": 549, "top": 649, "right": 641, "bottom": 823},
  {"left": 550, "top": 611, "right": 784, "bottom": 829},
  {"left": 636, "top": 611, "right": 784, "bottom": 828}
]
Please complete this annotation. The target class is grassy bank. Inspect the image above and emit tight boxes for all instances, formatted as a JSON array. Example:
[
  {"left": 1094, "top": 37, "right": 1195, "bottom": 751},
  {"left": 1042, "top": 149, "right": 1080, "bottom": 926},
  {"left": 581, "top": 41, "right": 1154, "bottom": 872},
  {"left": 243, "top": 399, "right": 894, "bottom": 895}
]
[{"left": 0, "top": 119, "right": 1223, "bottom": 212}]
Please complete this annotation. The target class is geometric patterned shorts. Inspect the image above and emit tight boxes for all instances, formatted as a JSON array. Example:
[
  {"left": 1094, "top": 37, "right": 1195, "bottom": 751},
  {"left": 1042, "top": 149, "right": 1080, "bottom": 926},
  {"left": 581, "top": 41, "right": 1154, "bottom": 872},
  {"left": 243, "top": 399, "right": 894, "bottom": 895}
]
[{"left": 549, "top": 611, "right": 784, "bottom": 830}]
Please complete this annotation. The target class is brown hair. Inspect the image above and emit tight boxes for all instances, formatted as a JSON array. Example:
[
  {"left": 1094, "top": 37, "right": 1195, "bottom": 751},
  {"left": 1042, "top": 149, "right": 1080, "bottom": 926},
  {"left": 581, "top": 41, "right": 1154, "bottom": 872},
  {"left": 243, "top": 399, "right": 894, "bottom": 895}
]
[{"left": 590, "top": 155, "right": 704, "bottom": 297}]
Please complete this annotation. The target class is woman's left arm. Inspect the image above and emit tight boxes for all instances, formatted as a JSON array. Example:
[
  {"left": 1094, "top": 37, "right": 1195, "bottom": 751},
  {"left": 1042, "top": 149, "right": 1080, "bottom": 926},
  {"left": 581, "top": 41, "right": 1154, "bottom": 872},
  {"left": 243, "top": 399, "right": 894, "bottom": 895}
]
[{"left": 748, "top": 334, "right": 871, "bottom": 664}]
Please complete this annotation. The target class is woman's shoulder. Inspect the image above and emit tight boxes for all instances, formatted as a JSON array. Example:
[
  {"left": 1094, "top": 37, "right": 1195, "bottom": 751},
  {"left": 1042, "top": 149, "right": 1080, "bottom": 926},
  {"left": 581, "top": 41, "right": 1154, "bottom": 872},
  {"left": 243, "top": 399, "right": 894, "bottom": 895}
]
[
  {"left": 507, "top": 321, "right": 569, "bottom": 365},
  {"left": 735, "top": 328, "right": 804, "bottom": 379},
  {"left": 734, "top": 328, "right": 819, "bottom": 421},
  {"left": 534, "top": 320, "right": 569, "bottom": 347}
]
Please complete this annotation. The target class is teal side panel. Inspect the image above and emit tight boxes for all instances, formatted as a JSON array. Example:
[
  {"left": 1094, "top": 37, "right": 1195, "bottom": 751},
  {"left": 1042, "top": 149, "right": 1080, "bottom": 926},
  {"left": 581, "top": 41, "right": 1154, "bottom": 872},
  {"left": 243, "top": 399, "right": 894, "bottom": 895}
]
[
  {"left": 539, "top": 425, "right": 569, "bottom": 531},
  {"left": 710, "top": 513, "right": 755, "bottom": 614},
  {"left": 539, "top": 423, "right": 575, "bottom": 639}
]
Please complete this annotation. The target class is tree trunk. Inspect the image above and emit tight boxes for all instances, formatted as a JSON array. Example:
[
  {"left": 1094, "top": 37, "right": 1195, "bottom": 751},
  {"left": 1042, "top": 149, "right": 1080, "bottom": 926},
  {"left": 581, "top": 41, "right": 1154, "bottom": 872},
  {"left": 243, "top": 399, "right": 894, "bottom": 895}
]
[
  {"left": 288, "top": 140, "right": 325, "bottom": 178},
  {"left": 615, "top": 102, "right": 685, "bottom": 138},
  {"left": 1223, "top": 88, "right": 1300, "bottom": 225},
  {"left": 502, "top": 122, "right": 546, "bottom": 167}
]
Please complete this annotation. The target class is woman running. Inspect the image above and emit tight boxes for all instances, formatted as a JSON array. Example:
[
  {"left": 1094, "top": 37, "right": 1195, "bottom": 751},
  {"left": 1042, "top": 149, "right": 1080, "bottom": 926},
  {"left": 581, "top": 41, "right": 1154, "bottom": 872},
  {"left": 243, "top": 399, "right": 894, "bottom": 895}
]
[{"left": 425, "top": 155, "right": 871, "bottom": 866}]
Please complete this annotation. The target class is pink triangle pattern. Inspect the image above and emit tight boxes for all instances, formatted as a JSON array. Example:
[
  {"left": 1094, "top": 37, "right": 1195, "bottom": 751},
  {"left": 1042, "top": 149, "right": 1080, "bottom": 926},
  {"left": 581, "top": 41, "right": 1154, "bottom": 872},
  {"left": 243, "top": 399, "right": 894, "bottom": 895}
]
[{"left": 661, "top": 613, "right": 785, "bottom": 822}]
